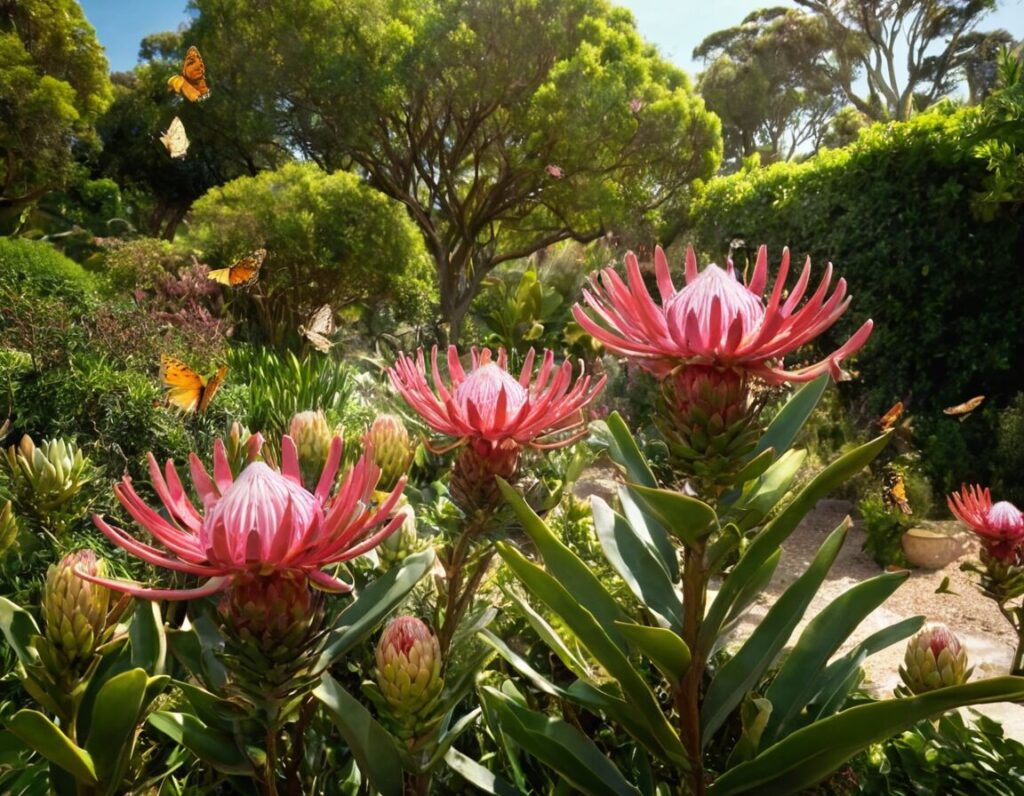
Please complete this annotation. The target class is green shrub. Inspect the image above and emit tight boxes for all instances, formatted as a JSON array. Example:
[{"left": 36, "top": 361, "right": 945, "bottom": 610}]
[
  {"left": 0, "top": 237, "right": 96, "bottom": 302},
  {"left": 687, "top": 106, "right": 1024, "bottom": 494},
  {"left": 994, "top": 392, "right": 1024, "bottom": 506}
]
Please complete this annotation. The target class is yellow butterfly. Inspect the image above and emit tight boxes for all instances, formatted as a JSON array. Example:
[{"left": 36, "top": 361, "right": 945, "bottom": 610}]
[
  {"left": 159, "top": 116, "right": 189, "bottom": 159},
  {"left": 299, "top": 304, "right": 336, "bottom": 352},
  {"left": 878, "top": 401, "right": 904, "bottom": 432},
  {"left": 208, "top": 248, "right": 266, "bottom": 288},
  {"left": 160, "top": 355, "right": 227, "bottom": 414},
  {"left": 882, "top": 468, "right": 912, "bottom": 515}
]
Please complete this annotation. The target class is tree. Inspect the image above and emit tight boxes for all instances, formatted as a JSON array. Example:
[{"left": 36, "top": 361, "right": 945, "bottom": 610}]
[
  {"left": 96, "top": 32, "right": 286, "bottom": 240},
  {"left": 794, "top": 0, "right": 998, "bottom": 121},
  {"left": 188, "top": 162, "right": 435, "bottom": 347},
  {"left": 181, "top": 0, "right": 721, "bottom": 341},
  {"left": 694, "top": 7, "right": 841, "bottom": 167},
  {"left": 0, "top": 0, "right": 112, "bottom": 223}
]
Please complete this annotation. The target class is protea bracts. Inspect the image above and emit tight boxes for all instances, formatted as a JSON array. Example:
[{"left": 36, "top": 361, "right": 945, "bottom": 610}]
[
  {"left": 365, "top": 414, "right": 415, "bottom": 493},
  {"left": 375, "top": 616, "right": 444, "bottom": 739},
  {"left": 42, "top": 550, "right": 121, "bottom": 672},
  {"left": 898, "top": 622, "right": 971, "bottom": 695}
]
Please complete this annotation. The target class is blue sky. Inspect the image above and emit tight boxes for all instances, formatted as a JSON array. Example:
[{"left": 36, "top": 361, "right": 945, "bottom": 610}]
[{"left": 82, "top": 0, "right": 1024, "bottom": 78}]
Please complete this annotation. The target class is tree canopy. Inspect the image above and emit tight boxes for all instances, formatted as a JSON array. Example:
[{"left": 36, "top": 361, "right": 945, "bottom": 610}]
[
  {"left": 177, "top": 0, "right": 722, "bottom": 340},
  {"left": 0, "top": 0, "right": 112, "bottom": 222}
]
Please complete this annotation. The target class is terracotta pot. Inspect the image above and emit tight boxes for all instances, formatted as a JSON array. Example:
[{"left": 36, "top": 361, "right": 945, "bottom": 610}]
[{"left": 901, "top": 526, "right": 966, "bottom": 569}]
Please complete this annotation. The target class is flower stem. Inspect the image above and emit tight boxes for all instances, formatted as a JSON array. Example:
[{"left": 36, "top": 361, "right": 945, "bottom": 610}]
[
  {"left": 437, "top": 516, "right": 492, "bottom": 661},
  {"left": 678, "top": 541, "right": 707, "bottom": 795}
]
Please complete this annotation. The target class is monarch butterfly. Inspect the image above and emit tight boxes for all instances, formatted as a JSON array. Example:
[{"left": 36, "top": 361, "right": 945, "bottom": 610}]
[
  {"left": 159, "top": 116, "right": 189, "bottom": 159},
  {"left": 160, "top": 355, "right": 227, "bottom": 414},
  {"left": 878, "top": 401, "right": 904, "bottom": 431},
  {"left": 298, "top": 304, "right": 336, "bottom": 353},
  {"left": 207, "top": 248, "right": 266, "bottom": 288},
  {"left": 882, "top": 468, "right": 912, "bottom": 515},
  {"left": 168, "top": 46, "right": 210, "bottom": 102},
  {"left": 943, "top": 395, "right": 985, "bottom": 421}
]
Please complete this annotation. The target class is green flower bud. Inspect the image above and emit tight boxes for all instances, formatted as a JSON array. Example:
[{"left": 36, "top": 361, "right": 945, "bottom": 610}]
[
  {"left": 898, "top": 622, "right": 970, "bottom": 696},
  {"left": 3, "top": 436, "right": 91, "bottom": 534},
  {"left": 365, "top": 414, "right": 414, "bottom": 492},
  {"left": 289, "top": 411, "right": 338, "bottom": 488},
  {"left": 375, "top": 616, "right": 443, "bottom": 720},
  {"left": 223, "top": 422, "right": 264, "bottom": 477},
  {"left": 42, "top": 550, "right": 112, "bottom": 668},
  {"left": 378, "top": 504, "right": 421, "bottom": 571},
  {"left": 0, "top": 500, "right": 17, "bottom": 559}
]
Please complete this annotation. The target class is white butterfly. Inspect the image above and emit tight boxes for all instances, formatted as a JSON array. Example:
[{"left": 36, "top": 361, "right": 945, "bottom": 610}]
[
  {"left": 160, "top": 116, "right": 189, "bottom": 159},
  {"left": 299, "top": 304, "right": 336, "bottom": 352}
]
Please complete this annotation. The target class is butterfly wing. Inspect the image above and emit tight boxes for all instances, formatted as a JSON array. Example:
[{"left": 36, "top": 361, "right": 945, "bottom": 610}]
[
  {"left": 198, "top": 365, "right": 228, "bottom": 414},
  {"left": 160, "top": 116, "right": 189, "bottom": 158},
  {"left": 304, "top": 331, "right": 334, "bottom": 353},
  {"left": 878, "top": 401, "right": 904, "bottom": 431},
  {"left": 208, "top": 248, "right": 266, "bottom": 287},
  {"left": 168, "top": 46, "right": 210, "bottom": 101},
  {"left": 943, "top": 395, "right": 985, "bottom": 419},
  {"left": 307, "top": 304, "right": 335, "bottom": 335},
  {"left": 882, "top": 470, "right": 912, "bottom": 515},
  {"left": 160, "top": 355, "right": 205, "bottom": 413}
]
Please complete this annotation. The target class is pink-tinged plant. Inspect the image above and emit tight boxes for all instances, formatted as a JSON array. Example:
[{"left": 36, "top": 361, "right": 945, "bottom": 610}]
[
  {"left": 77, "top": 435, "right": 407, "bottom": 600},
  {"left": 948, "top": 484, "right": 1024, "bottom": 562},
  {"left": 388, "top": 346, "right": 605, "bottom": 454},
  {"left": 572, "top": 244, "right": 873, "bottom": 383}
]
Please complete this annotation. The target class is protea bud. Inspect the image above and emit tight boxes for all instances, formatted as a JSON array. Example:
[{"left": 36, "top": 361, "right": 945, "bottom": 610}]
[
  {"left": 288, "top": 411, "right": 337, "bottom": 488},
  {"left": 450, "top": 439, "right": 521, "bottom": 513},
  {"left": 223, "top": 422, "right": 264, "bottom": 477},
  {"left": 376, "top": 616, "right": 443, "bottom": 725},
  {"left": 657, "top": 365, "right": 762, "bottom": 487},
  {"left": 898, "top": 623, "right": 971, "bottom": 696},
  {"left": 378, "top": 504, "right": 421, "bottom": 571},
  {"left": 0, "top": 500, "right": 17, "bottom": 559},
  {"left": 3, "top": 436, "right": 92, "bottom": 534},
  {"left": 42, "top": 550, "right": 112, "bottom": 669},
  {"left": 365, "top": 414, "right": 414, "bottom": 492}
]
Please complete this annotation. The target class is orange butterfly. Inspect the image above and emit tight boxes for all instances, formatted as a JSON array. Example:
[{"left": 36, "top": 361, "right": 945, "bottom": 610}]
[
  {"left": 882, "top": 468, "right": 912, "bottom": 515},
  {"left": 878, "top": 401, "right": 904, "bottom": 431},
  {"left": 160, "top": 355, "right": 227, "bottom": 414},
  {"left": 167, "top": 46, "right": 210, "bottom": 102},
  {"left": 943, "top": 395, "right": 985, "bottom": 421},
  {"left": 207, "top": 248, "right": 266, "bottom": 288}
]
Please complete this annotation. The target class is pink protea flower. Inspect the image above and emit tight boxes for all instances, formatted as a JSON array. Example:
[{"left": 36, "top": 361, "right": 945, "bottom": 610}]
[
  {"left": 948, "top": 484, "right": 1024, "bottom": 561},
  {"left": 572, "top": 244, "right": 873, "bottom": 383},
  {"left": 388, "top": 346, "right": 604, "bottom": 453},
  {"left": 77, "top": 435, "right": 407, "bottom": 600}
]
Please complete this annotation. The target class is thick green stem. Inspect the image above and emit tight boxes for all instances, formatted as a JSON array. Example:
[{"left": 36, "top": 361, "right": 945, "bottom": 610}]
[
  {"left": 678, "top": 541, "right": 707, "bottom": 796},
  {"left": 436, "top": 516, "right": 491, "bottom": 662}
]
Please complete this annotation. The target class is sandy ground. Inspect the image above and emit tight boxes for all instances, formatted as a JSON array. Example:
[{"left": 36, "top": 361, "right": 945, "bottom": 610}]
[{"left": 572, "top": 467, "right": 1024, "bottom": 740}]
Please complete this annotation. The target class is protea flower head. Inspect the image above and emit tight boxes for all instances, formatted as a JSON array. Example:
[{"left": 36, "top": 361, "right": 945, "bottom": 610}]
[
  {"left": 898, "top": 622, "right": 970, "bottom": 695},
  {"left": 573, "top": 245, "right": 872, "bottom": 383},
  {"left": 365, "top": 414, "right": 414, "bottom": 492},
  {"left": 77, "top": 435, "right": 407, "bottom": 600},
  {"left": 43, "top": 550, "right": 114, "bottom": 668},
  {"left": 388, "top": 346, "right": 604, "bottom": 509},
  {"left": 376, "top": 616, "right": 443, "bottom": 725},
  {"left": 948, "top": 485, "right": 1024, "bottom": 563}
]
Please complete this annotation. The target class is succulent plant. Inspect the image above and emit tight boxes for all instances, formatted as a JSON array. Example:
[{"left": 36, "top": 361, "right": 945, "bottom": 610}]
[
  {"left": 2, "top": 435, "right": 92, "bottom": 535},
  {"left": 898, "top": 622, "right": 971, "bottom": 696}
]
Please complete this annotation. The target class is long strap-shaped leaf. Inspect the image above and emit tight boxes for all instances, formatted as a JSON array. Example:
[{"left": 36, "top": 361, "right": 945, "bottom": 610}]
[
  {"left": 759, "top": 571, "right": 908, "bottom": 747},
  {"left": 708, "top": 676, "right": 1024, "bottom": 795},
  {"left": 498, "top": 479, "right": 631, "bottom": 650},
  {"left": 147, "top": 711, "right": 253, "bottom": 775},
  {"left": 480, "top": 686, "right": 641, "bottom": 796},
  {"left": 754, "top": 375, "right": 829, "bottom": 457},
  {"left": 701, "top": 521, "right": 849, "bottom": 742},
  {"left": 701, "top": 434, "right": 889, "bottom": 653},
  {"left": 497, "top": 543, "right": 688, "bottom": 767}
]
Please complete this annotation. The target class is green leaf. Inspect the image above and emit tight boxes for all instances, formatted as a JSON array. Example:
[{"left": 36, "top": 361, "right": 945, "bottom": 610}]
[
  {"left": 619, "top": 487, "right": 678, "bottom": 581},
  {"left": 732, "top": 447, "right": 777, "bottom": 485},
  {"left": 147, "top": 712, "right": 252, "bottom": 775},
  {"left": 317, "top": 547, "right": 434, "bottom": 669},
  {"left": 701, "top": 521, "right": 849, "bottom": 741},
  {"left": 754, "top": 375, "right": 829, "bottom": 457},
  {"left": 614, "top": 622, "right": 690, "bottom": 682},
  {"left": 760, "top": 571, "right": 908, "bottom": 746},
  {"left": 627, "top": 484, "right": 718, "bottom": 547},
  {"left": 129, "top": 600, "right": 166, "bottom": 675},
  {"left": 708, "top": 676, "right": 1024, "bottom": 795},
  {"left": 605, "top": 411, "right": 657, "bottom": 488},
  {"left": 703, "top": 434, "right": 888, "bottom": 651},
  {"left": 174, "top": 680, "right": 251, "bottom": 734},
  {"left": 725, "top": 696, "right": 773, "bottom": 769},
  {"left": 810, "top": 616, "right": 924, "bottom": 722},
  {"left": 445, "top": 747, "right": 520, "bottom": 796},
  {"left": 725, "top": 450, "right": 807, "bottom": 531},
  {"left": 0, "top": 596, "right": 41, "bottom": 668},
  {"left": 7, "top": 710, "right": 98, "bottom": 785},
  {"left": 592, "top": 497, "right": 682, "bottom": 633},
  {"left": 314, "top": 674, "right": 404, "bottom": 796},
  {"left": 480, "top": 686, "right": 641, "bottom": 796},
  {"left": 84, "top": 668, "right": 147, "bottom": 790},
  {"left": 498, "top": 479, "right": 630, "bottom": 649},
  {"left": 497, "top": 543, "right": 686, "bottom": 767},
  {"left": 500, "top": 587, "right": 590, "bottom": 679}
]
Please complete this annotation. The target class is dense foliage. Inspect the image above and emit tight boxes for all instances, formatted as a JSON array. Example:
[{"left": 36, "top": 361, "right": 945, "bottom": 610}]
[{"left": 688, "top": 105, "right": 1024, "bottom": 494}]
